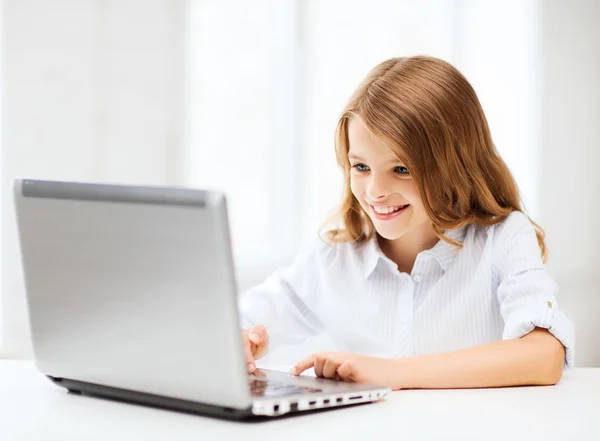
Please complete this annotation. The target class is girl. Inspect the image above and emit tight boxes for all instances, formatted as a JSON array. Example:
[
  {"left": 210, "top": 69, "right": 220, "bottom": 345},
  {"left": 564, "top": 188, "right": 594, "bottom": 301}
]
[{"left": 239, "top": 56, "right": 574, "bottom": 390}]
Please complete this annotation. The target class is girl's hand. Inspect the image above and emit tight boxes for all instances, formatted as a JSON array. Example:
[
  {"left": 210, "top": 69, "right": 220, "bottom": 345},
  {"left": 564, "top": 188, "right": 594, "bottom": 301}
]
[
  {"left": 242, "top": 324, "right": 270, "bottom": 374},
  {"left": 289, "top": 352, "right": 400, "bottom": 389}
]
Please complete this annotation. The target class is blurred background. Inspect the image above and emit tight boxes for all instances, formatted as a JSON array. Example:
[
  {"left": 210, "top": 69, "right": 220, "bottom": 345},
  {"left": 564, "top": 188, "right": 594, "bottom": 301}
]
[{"left": 0, "top": 0, "right": 598, "bottom": 365}]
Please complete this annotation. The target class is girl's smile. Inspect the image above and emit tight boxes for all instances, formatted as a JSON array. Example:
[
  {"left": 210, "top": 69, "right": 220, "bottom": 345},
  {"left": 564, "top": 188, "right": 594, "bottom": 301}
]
[{"left": 369, "top": 204, "right": 410, "bottom": 221}]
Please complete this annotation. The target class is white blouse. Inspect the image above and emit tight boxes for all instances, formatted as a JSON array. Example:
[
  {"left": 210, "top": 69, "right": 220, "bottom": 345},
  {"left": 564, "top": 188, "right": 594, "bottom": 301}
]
[{"left": 239, "top": 211, "right": 575, "bottom": 367}]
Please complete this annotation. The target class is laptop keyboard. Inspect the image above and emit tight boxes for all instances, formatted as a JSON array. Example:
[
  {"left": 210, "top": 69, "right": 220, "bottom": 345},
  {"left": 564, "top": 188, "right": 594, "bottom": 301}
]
[{"left": 248, "top": 376, "right": 323, "bottom": 398}]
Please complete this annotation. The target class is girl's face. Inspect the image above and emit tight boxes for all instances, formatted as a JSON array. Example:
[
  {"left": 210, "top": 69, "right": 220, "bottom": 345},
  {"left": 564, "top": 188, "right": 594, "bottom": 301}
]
[{"left": 348, "top": 116, "right": 432, "bottom": 242}]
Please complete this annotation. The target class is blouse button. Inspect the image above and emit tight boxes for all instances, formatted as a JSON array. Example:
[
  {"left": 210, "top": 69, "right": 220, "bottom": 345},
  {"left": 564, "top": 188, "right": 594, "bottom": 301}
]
[
  {"left": 546, "top": 301, "right": 553, "bottom": 308},
  {"left": 412, "top": 274, "right": 422, "bottom": 284}
]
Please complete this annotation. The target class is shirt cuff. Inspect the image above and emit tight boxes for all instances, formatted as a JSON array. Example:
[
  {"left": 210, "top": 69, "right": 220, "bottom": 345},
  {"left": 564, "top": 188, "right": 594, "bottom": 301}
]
[{"left": 502, "top": 299, "right": 575, "bottom": 369}]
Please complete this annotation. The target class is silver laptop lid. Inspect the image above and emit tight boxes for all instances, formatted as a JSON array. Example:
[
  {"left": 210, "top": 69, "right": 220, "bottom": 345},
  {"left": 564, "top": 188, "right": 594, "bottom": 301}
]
[{"left": 13, "top": 178, "right": 252, "bottom": 410}]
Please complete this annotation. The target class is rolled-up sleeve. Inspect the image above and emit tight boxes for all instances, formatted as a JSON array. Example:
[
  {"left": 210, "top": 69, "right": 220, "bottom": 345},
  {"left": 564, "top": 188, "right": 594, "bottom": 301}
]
[
  {"left": 495, "top": 212, "right": 575, "bottom": 368},
  {"left": 239, "top": 238, "right": 326, "bottom": 348}
]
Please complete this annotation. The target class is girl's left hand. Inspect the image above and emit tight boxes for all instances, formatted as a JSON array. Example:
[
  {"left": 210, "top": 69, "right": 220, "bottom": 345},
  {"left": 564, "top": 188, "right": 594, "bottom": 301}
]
[{"left": 289, "top": 352, "right": 400, "bottom": 389}]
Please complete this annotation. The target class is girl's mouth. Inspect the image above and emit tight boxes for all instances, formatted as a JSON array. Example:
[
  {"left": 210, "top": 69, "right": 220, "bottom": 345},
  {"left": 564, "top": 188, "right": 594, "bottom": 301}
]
[{"left": 370, "top": 204, "right": 410, "bottom": 221}]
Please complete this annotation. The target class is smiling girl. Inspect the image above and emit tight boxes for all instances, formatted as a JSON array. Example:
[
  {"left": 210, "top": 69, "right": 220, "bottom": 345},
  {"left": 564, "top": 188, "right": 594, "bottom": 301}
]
[{"left": 239, "top": 56, "right": 574, "bottom": 390}]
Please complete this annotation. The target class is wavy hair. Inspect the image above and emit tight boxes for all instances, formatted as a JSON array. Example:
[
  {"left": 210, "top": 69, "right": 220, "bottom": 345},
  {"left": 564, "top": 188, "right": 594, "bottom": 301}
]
[{"left": 322, "top": 56, "right": 547, "bottom": 262}]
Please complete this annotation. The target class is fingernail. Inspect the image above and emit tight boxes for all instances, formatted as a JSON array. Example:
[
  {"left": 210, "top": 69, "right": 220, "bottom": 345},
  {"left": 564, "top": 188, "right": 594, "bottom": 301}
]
[
  {"left": 247, "top": 363, "right": 255, "bottom": 374},
  {"left": 249, "top": 333, "right": 260, "bottom": 343},
  {"left": 289, "top": 367, "right": 296, "bottom": 375}
]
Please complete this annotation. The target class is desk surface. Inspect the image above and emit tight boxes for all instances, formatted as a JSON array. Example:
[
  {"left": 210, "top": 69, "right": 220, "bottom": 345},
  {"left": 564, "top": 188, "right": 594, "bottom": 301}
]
[{"left": 1, "top": 361, "right": 598, "bottom": 441}]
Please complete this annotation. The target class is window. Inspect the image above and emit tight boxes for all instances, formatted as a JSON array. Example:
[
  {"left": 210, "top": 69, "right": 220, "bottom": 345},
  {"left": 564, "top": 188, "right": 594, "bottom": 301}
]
[{"left": 186, "top": 0, "right": 302, "bottom": 290}]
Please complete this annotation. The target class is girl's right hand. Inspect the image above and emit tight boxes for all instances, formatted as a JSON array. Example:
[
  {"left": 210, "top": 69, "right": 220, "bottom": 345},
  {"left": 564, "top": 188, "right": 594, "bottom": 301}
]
[{"left": 242, "top": 324, "right": 270, "bottom": 374}]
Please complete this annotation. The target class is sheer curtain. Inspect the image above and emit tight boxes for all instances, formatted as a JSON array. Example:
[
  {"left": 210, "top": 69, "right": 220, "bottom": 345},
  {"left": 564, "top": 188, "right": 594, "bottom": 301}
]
[
  {"left": 185, "top": 0, "right": 303, "bottom": 290},
  {"left": 0, "top": 0, "right": 186, "bottom": 358}
]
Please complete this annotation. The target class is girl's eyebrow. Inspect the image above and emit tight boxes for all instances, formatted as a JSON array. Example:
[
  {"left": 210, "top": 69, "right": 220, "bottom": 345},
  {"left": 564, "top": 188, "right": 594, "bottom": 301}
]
[
  {"left": 348, "top": 152, "right": 406, "bottom": 166},
  {"left": 347, "top": 152, "right": 364, "bottom": 161}
]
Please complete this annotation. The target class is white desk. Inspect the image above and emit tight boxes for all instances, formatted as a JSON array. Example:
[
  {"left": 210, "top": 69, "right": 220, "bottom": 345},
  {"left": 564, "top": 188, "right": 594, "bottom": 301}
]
[{"left": 1, "top": 361, "right": 597, "bottom": 441}]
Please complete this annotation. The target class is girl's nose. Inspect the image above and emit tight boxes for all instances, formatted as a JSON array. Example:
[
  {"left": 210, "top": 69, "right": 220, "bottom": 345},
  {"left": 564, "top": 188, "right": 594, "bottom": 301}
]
[{"left": 366, "top": 177, "right": 392, "bottom": 201}]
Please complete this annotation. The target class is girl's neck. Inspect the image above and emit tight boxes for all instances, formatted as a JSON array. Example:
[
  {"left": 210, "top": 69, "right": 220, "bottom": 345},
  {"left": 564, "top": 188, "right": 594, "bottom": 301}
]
[{"left": 377, "top": 225, "right": 440, "bottom": 274}]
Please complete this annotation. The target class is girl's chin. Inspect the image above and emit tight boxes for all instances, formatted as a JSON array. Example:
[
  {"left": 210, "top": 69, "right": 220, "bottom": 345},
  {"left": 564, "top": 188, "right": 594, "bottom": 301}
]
[
  {"left": 376, "top": 232, "right": 405, "bottom": 241},
  {"left": 373, "top": 225, "right": 406, "bottom": 241}
]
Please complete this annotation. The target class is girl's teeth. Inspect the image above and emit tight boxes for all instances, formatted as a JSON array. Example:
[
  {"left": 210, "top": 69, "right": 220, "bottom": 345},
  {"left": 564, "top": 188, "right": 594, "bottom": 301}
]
[{"left": 373, "top": 205, "right": 405, "bottom": 214}]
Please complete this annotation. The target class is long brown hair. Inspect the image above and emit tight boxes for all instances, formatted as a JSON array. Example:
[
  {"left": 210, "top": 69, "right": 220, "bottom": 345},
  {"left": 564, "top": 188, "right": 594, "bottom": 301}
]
[{"left": 323, "top": 56, "right": 547, "bottom": 262}]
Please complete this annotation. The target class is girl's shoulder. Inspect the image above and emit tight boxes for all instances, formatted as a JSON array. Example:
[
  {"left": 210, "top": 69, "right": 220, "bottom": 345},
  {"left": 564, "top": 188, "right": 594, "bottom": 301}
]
[
  {"left": 294, "top": 233, "right": 366, "bottom": 271},
  {"left": 300, "top": 233, "right": 356, "bottom": 259},
  {"left": 474, "top": 211, "right": 542, "bottom": 267},
  {"left": 481, "top": 210, "right": 535, "bottom": 245}
]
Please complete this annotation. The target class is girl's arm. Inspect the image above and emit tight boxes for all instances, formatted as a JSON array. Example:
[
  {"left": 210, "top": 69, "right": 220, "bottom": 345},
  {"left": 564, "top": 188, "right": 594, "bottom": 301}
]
[
  {"left": 390, "top": 327, "right": 565, "bottom": 389},
  {"left": 290, "top": 327, "right": 566, "bottom": 389}
]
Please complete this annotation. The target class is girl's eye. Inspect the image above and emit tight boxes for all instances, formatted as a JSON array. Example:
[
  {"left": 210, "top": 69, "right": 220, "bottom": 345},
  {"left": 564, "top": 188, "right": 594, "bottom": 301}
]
[
  {"left": 394, "top": 166, "right": 409, "bottom": 175},
  {"left": 353, "top": 163, "right": 370, "bottom": 172}
]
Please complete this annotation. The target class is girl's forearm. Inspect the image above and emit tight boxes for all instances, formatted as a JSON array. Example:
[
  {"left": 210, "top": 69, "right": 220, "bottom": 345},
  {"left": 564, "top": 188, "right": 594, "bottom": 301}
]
[{"left": 391, "top": 328, "right": 565, "bottom": 389}]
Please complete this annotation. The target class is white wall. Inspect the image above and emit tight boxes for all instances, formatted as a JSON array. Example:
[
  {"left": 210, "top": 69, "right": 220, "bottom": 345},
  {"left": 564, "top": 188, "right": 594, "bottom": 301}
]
[
  {"left": 0, "top": 0, "right": 186, "bottom": 357},
  {"left": 539, "top": 0, "right": 600, "bottom": 367}
]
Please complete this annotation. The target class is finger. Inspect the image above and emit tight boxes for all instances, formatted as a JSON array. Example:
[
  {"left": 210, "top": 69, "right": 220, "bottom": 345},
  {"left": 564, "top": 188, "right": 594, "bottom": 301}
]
[
  {"left": 290, "top": 354, "right": 316, "bottom": 376},
  {"left": 242, "top": 330, "right": 253, "bottom": 363},
  {"left": 336, "top": 361, "right": 355, "bottom": 381},
  {"left": 259, "top": 325, "right": 269, "bottom": 351},
  {"left": 314, "top": 354, "right": 326, "bottom": 378},
  {"left": 253, "top": 342, "right": 269, "bottom": 360},
  {"left": 322, "top": 357, "right": 341, "bottom": 379},
  {"left": 241, "top": 329, "right": 256, "bottom": 373},
  {"left": 249, "top": 324, "right": 268, "bottom": 345},
  {"left": 250, "top": 325, "right": 269, "bottom": 360}
]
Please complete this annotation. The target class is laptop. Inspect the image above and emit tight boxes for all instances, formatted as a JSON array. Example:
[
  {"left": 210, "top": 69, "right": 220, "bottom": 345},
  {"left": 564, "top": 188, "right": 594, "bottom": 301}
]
[{"left": 13, "top": 178, "right": 391, "bottom": 419}]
